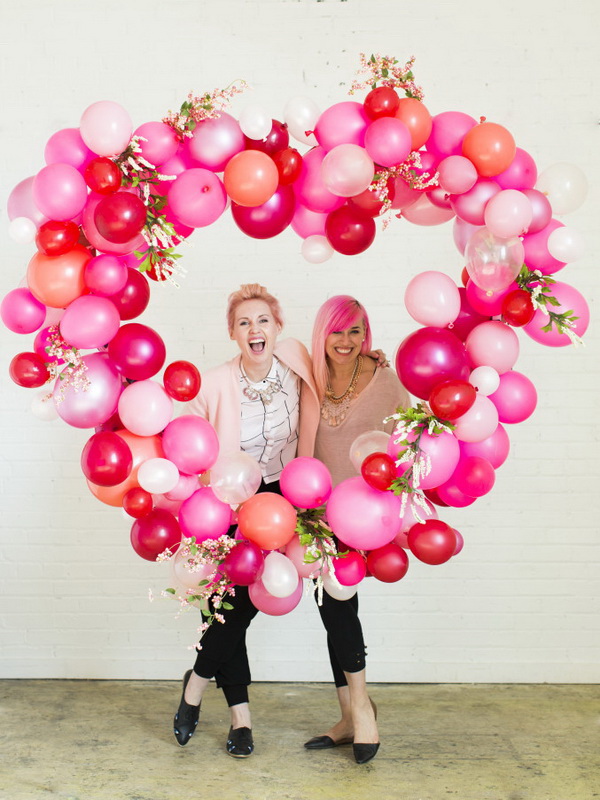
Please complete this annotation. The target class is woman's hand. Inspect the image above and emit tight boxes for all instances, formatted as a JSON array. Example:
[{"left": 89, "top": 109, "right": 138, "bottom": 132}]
[{"left": 367, "top": 349, "right": 390, "bottom": 368}]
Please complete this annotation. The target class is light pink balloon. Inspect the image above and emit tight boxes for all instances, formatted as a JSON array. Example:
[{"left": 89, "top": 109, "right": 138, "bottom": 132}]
[
  {"left": 8, "top": 177, "right": 48, "bottom": 227},
  {"left": 495, "top": 147, "right": 538, "bottom": 190},
  {"left": 285, "top": 534, "right": 325, "bottom": 578},
  {"left": 466, "top": 320, "right": 520, "bottom": 374},
  {"left": 450, "top": 179, "right": 500, "bottom": 225},
  {"left": 82, "top": 193, "right": 145, "bottom": 255},
  {"left": 465, "top": 228, "right": 525, "bottom": 293},
  {"left": 523, "top": 281, "right": 589, "bottom": 347},
  {"left": 32, "top": 163, "right": 88, "bottom": 221},
  {"left": 401, "top": 194, "right": 455, "bottom": 226},
  {"left": 261, "top": 552, "right": 300, "bottom": 598},
  {"left": 326, "top": 476, "right": 402, "bottom": 550},
  {"left": 321, "top": 144, "right": 374, "bottom": 197},
  {"left": 54, "top": 352, "right": 122, "bottom": 428},
  {"left": 249, "top": 576, "right": 303, "bottom": 616},
  {"left": 133, "top": 121, "right": 179, "bottom": 166},
  {"left": 44, "top": 128, "right": 94, "bottom": 170},
  {"left": 484, "top": 190, "right": 533, "bottom": 238},
  {"left": 179, "top": 487, "right": 232, "bottom": 542},
  {"left": 404, "top": 270, "right": 461, "bottom": 327},
  {"left": 315, "top": 101, "right": 370, "bottom": 151},
  {"left": 489, "top": 371, "right": 537, "bottom": 424},
  {"left": 59, "top": 295, "right": 121, "bottom": 349},
  {"left": 168, "top": 168, "right": 227, "bottom": 228},
  {"left": 165, "top": 473, "right": 200, "bottom": 501},
  {"left": 118, "top": 380, "right": 173, "bottom": 436},
  {"left": 280, "top": 457, "right": 332, "bottom": 509},
  {"left": 426, "top": 111, "right": 477, "bottom": 160},
  {"left": 522, "top": 189, "right": 552, "bottom": 234},
  {"left": 452, "top": 218, "right": 483, "bottom": 256},
  {"left": 364, "top": 117, "right": 412, "bottom": 167},
  {"left": 80, "top": 100, "right": 133, "bottom": 157},
  {"left": 290, "top": 204, "right": 328, "bottom": 238},
  {"left": 522, "top": 219, "right": 567, "bottom": 275},
  {"left": 452, "top": 394, "right": 499, "bottom": 443},
  {"left": 186, "top": 112, "right": 245, "bottom": 171},
  {"left": 161, "top": 415, "right": 220, "bottom": 475},
  {"left": 84, "top": 254, "right": 128, "bottom": 296},
  {"left": 437, "top": 155, "right": 478, "bottom": 195},
  {"left": 295, "top": 147, "right": 345, "bottom": 214},
  {"left": 1, "top": 288, "right": 46, "bottom": 334},
  {"left": 391, "top": 430, "right": 461, "bottom": 491}
]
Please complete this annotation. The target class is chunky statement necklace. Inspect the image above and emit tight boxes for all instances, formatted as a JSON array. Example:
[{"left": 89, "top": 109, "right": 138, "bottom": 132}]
[
  {"left": 240, "top": 362, "right": 283, "bottom": 405},
  {"left": 321, "top": 355, "right": 363, "bottom": 427}
]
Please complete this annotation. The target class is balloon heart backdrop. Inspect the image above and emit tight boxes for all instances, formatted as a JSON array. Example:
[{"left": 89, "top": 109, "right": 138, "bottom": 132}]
[{"left": 2, "top": 54, "right": 591, "bottom": 623}]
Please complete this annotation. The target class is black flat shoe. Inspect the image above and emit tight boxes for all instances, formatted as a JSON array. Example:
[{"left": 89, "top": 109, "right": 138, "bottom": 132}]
[
  {"left": 173, "top": 669, "right": 201, "bottom": 746},
  {"left": 353, "top": 742, "right": 380, "bottom": 764},
  {"left": 304, "top": 734, "right": 354, "bottom": 749},
  {"left": 226, "top": 726, "right": 254, "bottom": 758}
]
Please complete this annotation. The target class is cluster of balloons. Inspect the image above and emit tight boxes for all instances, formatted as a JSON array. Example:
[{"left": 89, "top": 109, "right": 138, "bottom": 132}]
[{"left": 1, "top": 73, "right": 591, "bottom": 613}]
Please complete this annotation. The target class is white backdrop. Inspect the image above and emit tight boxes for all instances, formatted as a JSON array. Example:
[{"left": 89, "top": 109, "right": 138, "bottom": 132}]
[{"left": 0, "top": 0, "right": 598, "bottom": 683}]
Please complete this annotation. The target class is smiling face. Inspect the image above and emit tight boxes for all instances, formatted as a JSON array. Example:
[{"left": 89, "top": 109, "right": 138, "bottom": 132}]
[
  {"left": 325, "top": 318, "right": 366, "bottom": 368},
  {"left": 230, "top": 298, "right": 282, "bottom": 377}
]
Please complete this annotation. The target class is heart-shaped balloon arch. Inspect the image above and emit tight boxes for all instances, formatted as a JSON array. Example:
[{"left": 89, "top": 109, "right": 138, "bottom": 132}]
[{"left": 2, "top": 54, "right": 591, "bottom": 619}]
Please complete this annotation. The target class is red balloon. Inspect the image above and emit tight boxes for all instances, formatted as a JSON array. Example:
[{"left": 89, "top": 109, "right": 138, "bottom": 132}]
[
  {"left": 407, "top": 520, "right": 457, "bottom": 565},
  {"left": 107, "top": 322, "right": 166, "bottom": 380},
  {"left": 94, "top": 409, "right": 125, "bottom": 433},
  {"left": 80, "top": 431, "right": 133, "bottom": 487},
  {"left": 272, "top": 148, "right": 303, "bottom": 185},
  {"left": 348, "top": 177, "right": 395, "bottom": 217},
  {"left": 108, "top": 268, "right": 150, "bottom": 320},
  {"left": 395, "top": 327, "right": 470, "bottom": 400},
  {"left": 94, "top": 192, "right": 147, "bottom": 244},
  {"left": 222, "top": 540, "right": 265, "bottom": 585},
  {"left": 231, "top": 185, "right": 296, "bottom": 239},
  {"left": 244, "top": 119, "right": 289, "bottom": 155},
  {"left": 501, "top": 289, "right": 535, "bottom": 327},
  {"left": 35, "top": 220, "right": 80, "bottom": 256},
  {"left": 123, "top": 486, "right": 153, "bottom": 519},
  {"left": 331, "top": 550, "right": 367, "bottom": 586},
  {"left": 84, "top": 157, "right": 122, "bottom": 195},
  {"left": 363, "top": 87, "right": 401, "bottom": 119},
  {"left": 366, "top": 542, "right": 409, "bottom": 583},
  {"left": 130, "top": 509, "right": 181, "bottom": 560},
  {"left": 361, "top": 451, "right": 396, "bottom": 491},
  {"left": 325, "top": 205, "right": 376, "bottom": 256},
  {"left": 163, "top": 360, "right": 201, "bottom": 401},
  {"left": 423, "top": 487, "right": 449, "bottom": 508},
  {"left": 9, "top": 352, "right": 50, "bottom": 388},
  {"left": 429, "top": 379, "right": 477, "bottom": 420},
  {"left": 452, "top": 455, "right": 495, "bottom": 498}
]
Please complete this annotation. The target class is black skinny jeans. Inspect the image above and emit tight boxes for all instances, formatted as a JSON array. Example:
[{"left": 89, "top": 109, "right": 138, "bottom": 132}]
[{"left": 314, "top": 589, "right": 367, "bottom": 687}]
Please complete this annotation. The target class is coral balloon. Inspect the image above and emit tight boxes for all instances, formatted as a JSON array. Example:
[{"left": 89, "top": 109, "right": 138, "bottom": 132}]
[
  {"left": 130, "top": 509, "right": 181, "bottom": 561},
  {"left": 462, "top": 122, "right": 516, "bottom": 177},
  {"left": 81, "top": 431, "right": 133, "bottom": 486},
  {"left": 163, "top": 360, "right": 201, "bottom": 401},
  {"left": 237, "top": 493, "right": 297, "bottom": 551},
  {"left": 224, "top": 150, "right": 279, "bottom": 207},
  {"left": 108, "top": 323, "right": 166, "bottom": 380},
  {"left": 27, "top": 244, "right": 91, "bottom": 308},
  {"left": 394, "top": 98, "right": 432, "bottom": 150},
  {"left": 395, "top": 327, "right": 470, "bottom": 400},
  {"left": 407, "top": 520, "right": 457, "bottom": 565},
  {"left": 366, "top": 542, "right": 409, "bottom": 583}
]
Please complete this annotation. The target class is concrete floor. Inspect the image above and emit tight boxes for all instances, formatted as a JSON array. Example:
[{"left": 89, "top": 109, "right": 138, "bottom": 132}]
[{"left": 0, "top": 681, "right": 597, "bottom": 800}]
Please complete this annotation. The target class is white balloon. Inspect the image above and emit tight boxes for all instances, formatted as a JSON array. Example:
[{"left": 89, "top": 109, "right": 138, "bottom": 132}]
[
  {"left": 261, "top": 552, "right": 299, "bottom": 598},
  {"left": 547, "top": 226, "right": 586, "bottom": 262},
  {"left": 301, "top": 234, "right": 333, "bottom": 264},
  {"left": 322, "top": 573, "right": 357, "bottom": 601},
  {"left": 535, "top": 162, "right": 588, "bottom": 215},
  {"left": 238, "top": 105, "right": 272, "bottom": 141},
  {"left": 321, "top": 143, "right": 374, "bottom": 197},
  {"left": 210, "top": 452, "right": 262, "bottom": 505},
  {"left": 349, "top": 430, "right": 391, "bottom": 472},
  {"left": 283, "top": 96, "right": 320, "bottom": 146},
  {"left": 9, "top": 216, "right": 37, "bottom": 244},
  {"left": 469, "top": 366, "right": 500, "bottom": 397},
  {"left": 137, "top": 457, "right": 180, "bottom": 494},
  {"left": 31, "top": 391, "right": 59, "bottom": 421},
  {"left": 170, "top": 547, "right": 216, "bottom": 590}
]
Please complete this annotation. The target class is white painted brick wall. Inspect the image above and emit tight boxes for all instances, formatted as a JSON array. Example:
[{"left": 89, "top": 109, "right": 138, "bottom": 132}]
[{"left": 0, "top": 0, "right": 598, "bottom": 682}]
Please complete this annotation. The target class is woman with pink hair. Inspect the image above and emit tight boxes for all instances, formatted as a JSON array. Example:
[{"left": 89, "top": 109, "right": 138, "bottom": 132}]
[{"left": 303, "top": 295, "right": 409, "bottom": 764}]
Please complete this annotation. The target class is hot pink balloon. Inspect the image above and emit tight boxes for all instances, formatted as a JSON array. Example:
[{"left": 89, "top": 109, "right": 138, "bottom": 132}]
[
  {"left": 315, "top": 101, "right": 370, "bottom": 151},
  {"left": 161, "top": 415, "right": 220, "bottom": 475},
  {"left": 437, "top": 155, "right": 478, "bottom": 195},
  {"left": 168, "top": 168, "right": 227, "bottom": 229},
  {"left": 522, "top": 219, "right": 567, "bottom": 275},
  {"left": 450, "top": 179, "right": 500, "bottom": 225},
  {"left": 186, "top": 112, "right": 245, "bottom": 171},
  {"left": 390, "top": 430, "right": 461, "bottom": 491},
  {"left": 326, "top": 476, "right": 402, "bottom": 550},
  {"left": 44, "top": 128, "right": 94, "bottom": 170},
  {"left": 395, "top": 327, "right": 470, "bottom": 400},
  {"left": 523, "top": 281, "right": 589, "bottom": 347},
  {"left": 231, "top": 185, "right": 296, "bottom": 239},
  {"left": 295, "top": 147, "right": 345, "bottom": 214},
  {"left": 465, "top": 279, "right": 517, "bottom": 317},
  {"left": 331, "top": 551, "right": 367, "bottom": 586},
  {"left": 426, "top": 111, "right": 477, "bottom": 160},
  {"left": 179, "top": 487, "right": 232, "bottom": 543},
  {"left": 435, "top": 479, "right": 477, "bottom": 508},
  {"left": 404, "top": 271, "right": 461, "bottom": 327},
  {"left": 460, "top": 423, "right": 510, "bottom": 469},
  {"left": 249, "top": 576, "right": 303, "bottom": 616},
  {"left": 495, "top": 147, "right": 538, "bottom": 190},
  {"left": 449, "top": 287, "right": 491, "bottom": 341},
  {"left": 452, "top": 394, "right": 499, "bottom": 443},
  {"left": 1, "top": 288, "right": 46, "bottom": 334},
  {"left": 451, "top": 455, "right": 496, "bottom": 497},
  {"left": 84, "top": 254, "right": 128, "bottom": 296},
  {"left": 59, "top": 295, "right": 121, "bottom": 349},
  {"left": 133, "top": 121, "right": 179, "bottom": 166},
  {"left": 489, "top": 371, "right": 537, "bottom": 424},
  {"left": 280, "top": 457, "right": 332, "bottom": 509},
  {"left": 32, "top": 163, "right": 88, "bottom": 221},
  {"left": 364, "top": 117, "right": 412, "bottom": 167},
  {"left": 484, "top": 190, "right": 533, "bottom": 238},
  {"left": 465, "top": 320, "right": 520, "bottom": 374},
  {"left": 54, "top": 352, "right": 123, "bottom": 428},
  {"left": 80, "top": 100, "right": 133, "bottom": 157}
]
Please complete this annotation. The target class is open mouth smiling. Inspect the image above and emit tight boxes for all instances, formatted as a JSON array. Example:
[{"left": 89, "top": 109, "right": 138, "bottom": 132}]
[{"left": 249, "top": 339, "right": 265, "bottom": 353}]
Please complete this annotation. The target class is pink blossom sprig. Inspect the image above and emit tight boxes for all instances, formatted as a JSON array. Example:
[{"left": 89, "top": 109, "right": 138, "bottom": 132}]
[
  {"left": 350, "top": 53, "right": 424, "bottom": 100},
  {"left": 162, "top": 81, "right": 249, "bottom": 140},
  {"left": 371, "top": 152, "right": 439, "bottom": 230},
  {"left": 45, "top": 325, "right": 90, "bottom": 402},
  {"left": 516, "top": 266, "right": 584, "bottom": 346}
]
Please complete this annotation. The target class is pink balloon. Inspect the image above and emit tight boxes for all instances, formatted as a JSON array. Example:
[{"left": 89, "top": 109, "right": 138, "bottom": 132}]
[
  {"left": 450, "top": 179, "right": 500, "bottom": 225},
  {"left": 82, "top": 193, "right": 145, "bottom": 255},
  {"left": 321, "top": 144, "right": 374, "bottom": 197},
  {"left": 1, "top": 288, "right": 46, "bottom": 334},
  {"left": 495, "top": 147, "right": 538, "bottom": 190},
  {"left": 295, "top": 147, "right": 345, "bottom": 214},
  {"left": 34, "top": 326, "right": 65, "bottom": 364},
  {"left": 133, "top": 121, "right": 179, "bottom": 166},
  {"left": 54, "top": 352, "right": 123, "bottom": 428},
  {"left": 465, "top": 279, "right": 517, "bottom": 317},
  {"left": 165, "top": 473, "right": 200, "bottom": 502},
  {"left": 280, "top": 457, "right": 332, "bottom": 509},
  {"left": 168, "top": 168, "right": 227, "bottom": 228},
  {"left": 108, "top": 322, "right": 166, "bottom": 381},
  {"left": 179, "top": 487, "right": 232, "bottom": 542},
  {"left": 249, "top": 576, "right": 303, "bottom": 616},
  {"left": 80, "top": 100, "right": 133, "bottom": 157},
  {"left": 437, "top": 155, "right": 478, "bottom": 195},
  {"left": 290, "top": 203, "right": 328, "bottom": 238},
  {"left": 222, "top": 540, "right": 265, "bottom": 585},
  {"left": 84, "top": 254, "right": 128, "bottom": 296},
  {"left": 326, "top": 476, "right": 402, "bottom": 550},
  {"left": 395, "top": 494, "right": 438, "bottom": 535},
  {"left": 186, "top": 112, "right": 245, "bottom": 171},
  {"left": 452, "top": 218, "right": 483, "bottom": 256},
  {"left": 435, "top": 479, "right": 477, "bottom": 508},
  {"left": 465, "top": 320, "right": 520, "bottom": 374},
  {"left": 401, "top": 194, "right": 455, "bottom": 226},
  {"left": 231, "top": 185, "right": 296, "bottom": 239},
  {"left": 44, "top": 128, "right": 94, "bottom": 170},
  {"left": 8, "top": 177, "right": 48, "bottom": 227},
  {"left": 427, "top": 186, "right": 453, "bottom": 210},
  {"left": 449, "top": 287, "right": 491, "bottom": 341},
  {"left": 331, "top": 551, "right": 366, "bottom": 586},
  {"left": 452, "top": 394, "right": 499, "bottom": 443},
  {"left": 465, "top": 228, "right": 524, "bottom": 293},
  {"left": 395, "top": 327, "right": 470, "bottom": 400},
  {"left": 451, "top": 455, "right": 495, "bottom": 497},
  {"left": 426, "top": 111, "right": 477, "bottom": 160},
  {"left": 522, "top": 189, "right": 552, "bottom": 234},
  {"left": 285, "top": 534, "right": 325, "bottom": 579},
  {"left": 404, "top": 271, "right": 461, "bottom": 327},
  {"left": 523, "top": 281, "right": 590, "bottom": 347},
  {"left": 390, "top": 430, "right": 461, "bottom": 490},
  {"left": 364, "top": 117, "right": 412, "bottom": 167},
  {"left": 522, "top": 219, "right": 567, "bottom": 275},
  {"left": 59, "top": 295, "right": 121, "bottom": 349},
  {"left": 32, "top": 163, "right": 88, "bottom": 221},
  {"left": 161, "top": 415, "right": 220, "bottom": 475},
  {"left": 315, "top": 102, "right": 370, "bottom": 151},
  {"left": 489, "top": 371, "right": 537, "bottom": 423},
  {"left": 484, "top": 190, "right": 533, "bottom": 238},
  {"left": 118, "top": 380, "right": 174, "bottom": 436},
  {"left": 390, "top": 177, "right": 421, "bottom": 210},
  {"left": 460, "top": 423, "right": 510, "bottom": 469}
]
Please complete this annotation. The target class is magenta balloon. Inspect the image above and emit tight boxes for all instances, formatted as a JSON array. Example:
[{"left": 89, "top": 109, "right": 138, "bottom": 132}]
[
  {"left": 326, "top": 476, "right": 402, "bottom": 549},
  {"left": 222, "top": 540, "right": 265, "bottom": 585},
  {"left": 325, "top": 204, "right": 376, "bottom": 255},
  {"left": 452, "top": 394, "right": 499, "bottom": 443},
  {"left": 130, "top": 509, "right": 181, "bottom": 561},
  {"left": 81, "top": 431, "right": 133, "bottom": 486},
  {"left": 435, "top": 479, "right": 477, "bottom": 508},
  {"left": 179, "top": 487, "right": 232, "bottom": 542},
  {"left": 465, "top": 320, "right": 520, "bottom": 375},
  {"left": 332, "top": 551, "right": 367, "bottom": 586},
  {"left": 522, "top": 219, "right": 567, "bottom": 275},
  {"left": 295, "top": 147, "right": 345, "bottom": 214},
  {"left": 290, "top": 203, "right": 327, "bottom": 238},
  {"left": 489, "top": 371, "right": 538, "bottom": 423},
  {"left": 82, "top": 193, "right": 145, "bottom": 255},
  {"left": 280, "top": 456, "right": 333, "bottom": 509},
  {"left": 33, "top": 163, "right": 88, "bottom": 221},
  {"left": 425, "top": 111, "right": 477, "bottom": 160},
  {"left": 249, "top": 576, "right": 303, "bottom": 616},
  {"left": 1, "top": 288, "right": 46, "bottom": 334},
  {"left": 364, "top": 117, "right": 411, "bottom": 167},
  {"left": 450, "top": 179, "right": 500, "bottom": 225},
  {"left": 54, "top": 352, "right": 123, "bottom": 428},
  {"left": 460, "top": 423, "right": 510, "bottom": 469},
  {"left": 495, "top": 147, "right": 538, "bottom": 190},
  {"left": 168, "top": 168, "right": 227, "bottom": 228},
  {"left": 59, "top": 295, "right": 121, "bottom": 349},
  {"left": 523, "top": 281, "right": 589, "bottom": 347},
  {"left": 522, "top": 189, "right": 552, "bottom": 234},
  {"left": 186, "top": 112, "right": 245, "bottom": 171},
  {"left": 452, "top": 455, "right": 496, "bottom": 497},
  {"left": 449, "top": 287, "right": 491, "bottom": 341},
  {"left": 231, "top": 185, "right": 296, "bottom": 239},
  {"left": 133, "top": 121, "right": 179, "bottom": 166},
  {"left": 107, "top": 322, "right": 166, "bottom": 380},
  {"left": 395, "top": 326, "right": 470, "bottom": 400},
  {"left": 162, "top": 415, "right": 220, "bottom": 474},
  {"left": 315, "top": 101, "right": 370, "bottom": 151},
  {"left": 465, "top": 280, "right": 518, "bottom": 317},
  {"left": 45, "top": 128, "right": 94, "bottom": 170},
  {"left": 84, "top": 254, "right": 128, "bottom": 296}
]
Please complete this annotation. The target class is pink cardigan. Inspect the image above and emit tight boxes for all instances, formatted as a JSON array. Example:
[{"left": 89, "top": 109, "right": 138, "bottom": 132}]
[{"left": 186, "top": 338, "right": 320, "bottom": 461}]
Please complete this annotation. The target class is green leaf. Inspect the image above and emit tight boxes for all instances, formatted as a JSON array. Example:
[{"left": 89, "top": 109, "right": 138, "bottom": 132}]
[
  {"left": 165, "top": 587, "right": 176, "bottom": 594},
  {"left": 221, "top": 602, "right": 234, "bottom": 610},
  {"left": 200, "top": 608, "right": 211, "bottom": 617}
]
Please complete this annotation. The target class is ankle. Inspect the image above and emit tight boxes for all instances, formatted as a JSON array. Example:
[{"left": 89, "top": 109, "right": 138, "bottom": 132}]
[{"left": 230, "top": 702, "right": 252, "bottom": 730}]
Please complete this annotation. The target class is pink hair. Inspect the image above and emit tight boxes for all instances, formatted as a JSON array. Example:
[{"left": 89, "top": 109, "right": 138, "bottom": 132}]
[
  {"left": 226, "top": 283, "right": 284, "bottom": 334},
  {"left": 311, "top": 295, "right": 372, "bottom": 399}
]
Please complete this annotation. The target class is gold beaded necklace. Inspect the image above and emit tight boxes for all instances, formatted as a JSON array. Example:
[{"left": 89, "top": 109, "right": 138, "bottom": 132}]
[{"left": 321, "top": 356, "right": 363, "bottom": 427}]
